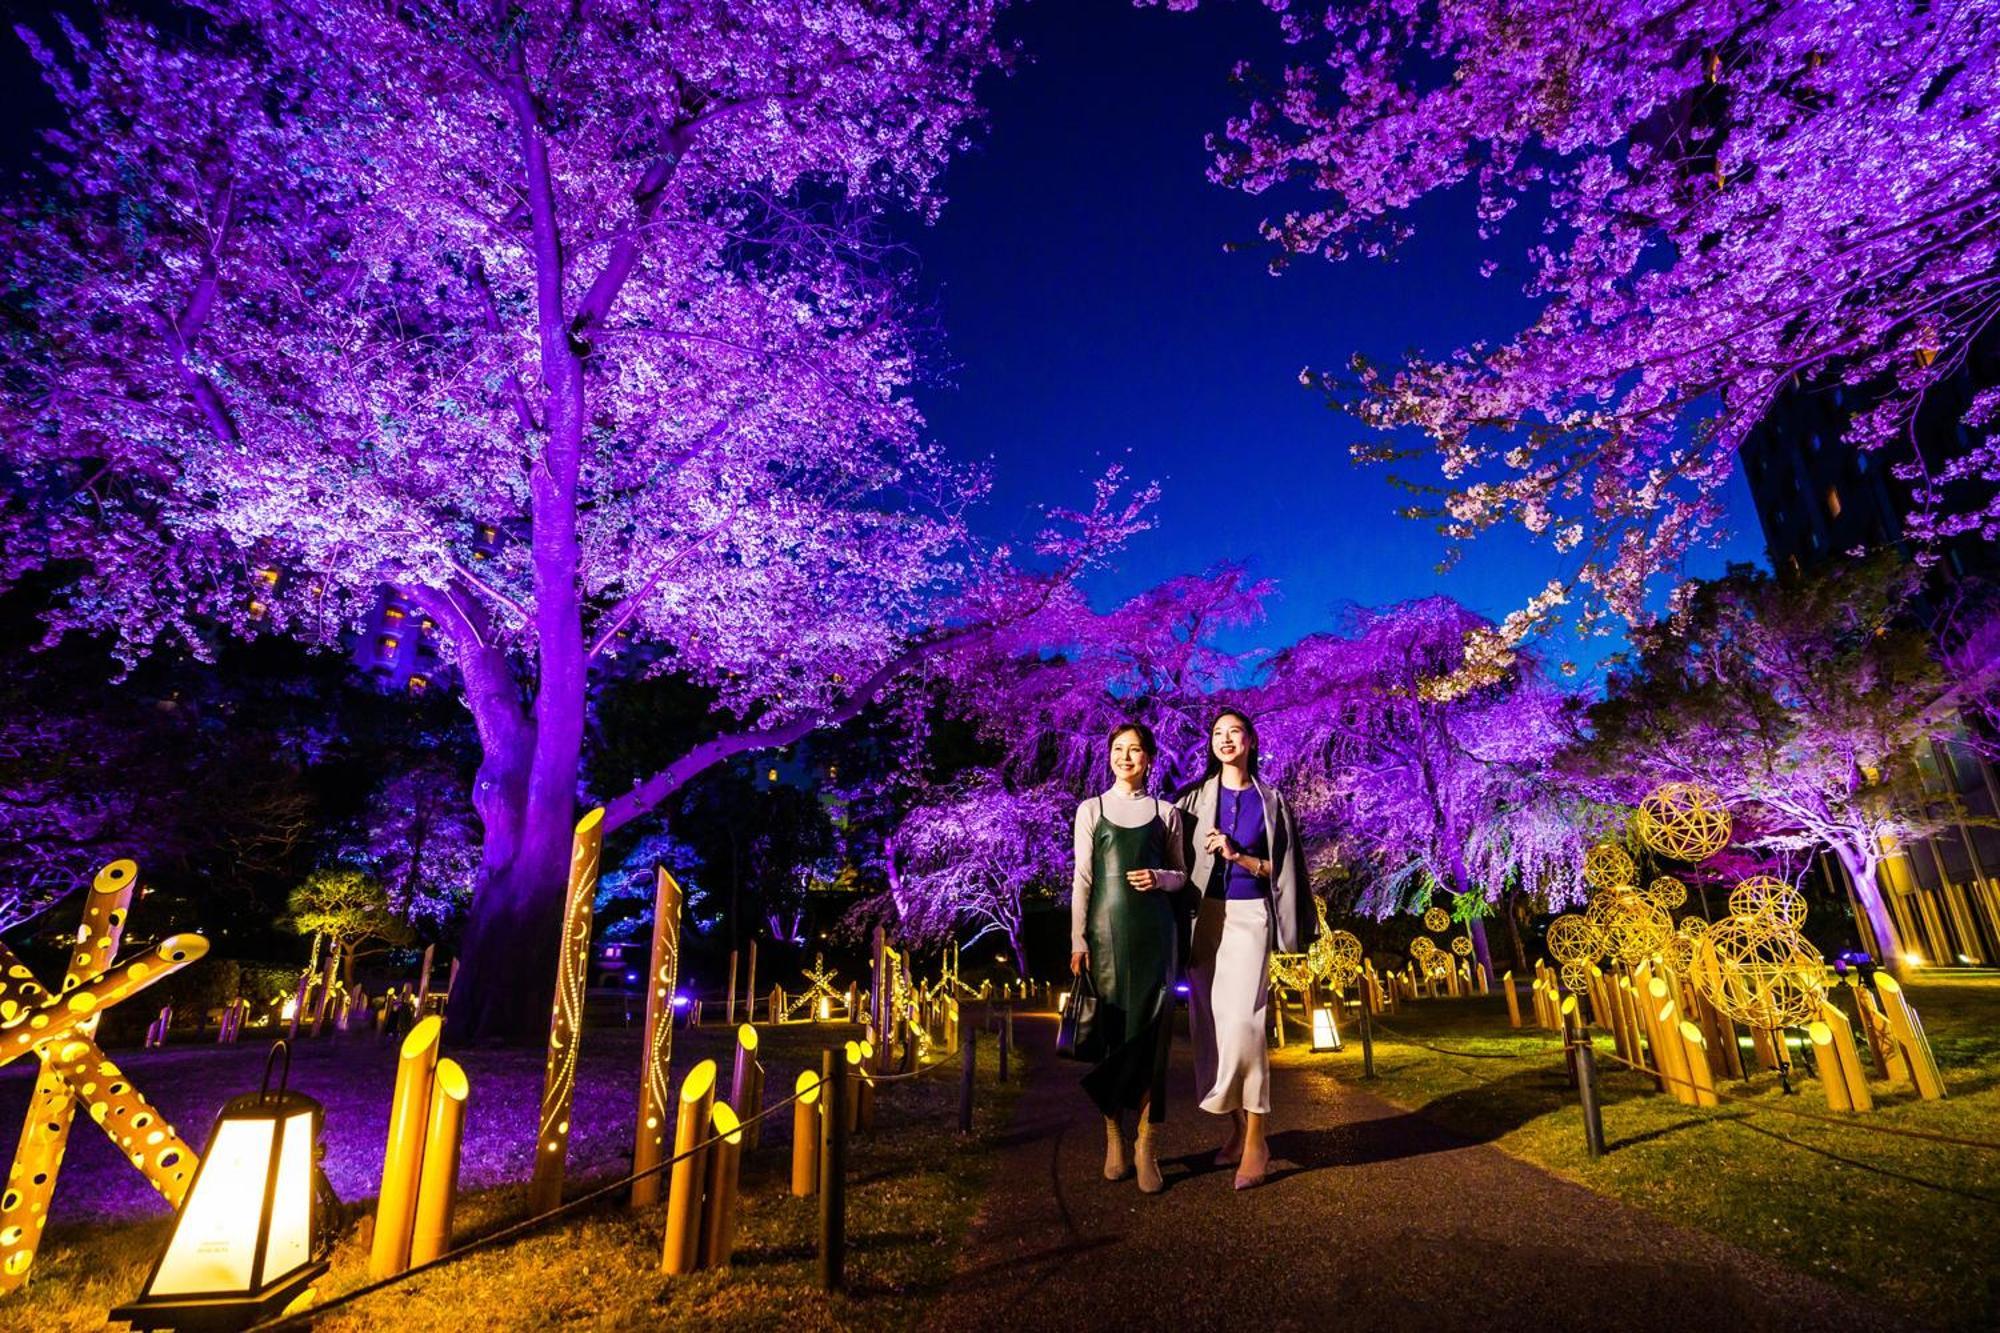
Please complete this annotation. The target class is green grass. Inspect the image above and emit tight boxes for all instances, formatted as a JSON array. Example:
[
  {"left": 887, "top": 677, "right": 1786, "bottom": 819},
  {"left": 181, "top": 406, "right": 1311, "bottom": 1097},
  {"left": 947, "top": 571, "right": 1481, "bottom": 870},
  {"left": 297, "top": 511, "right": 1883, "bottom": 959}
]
[
  {"left": 9, "top": 1021, "right": 1022, "bottom": 1331},
  {"left": 1279, "top": 975, "right": 2000, "bottom": 1330}
]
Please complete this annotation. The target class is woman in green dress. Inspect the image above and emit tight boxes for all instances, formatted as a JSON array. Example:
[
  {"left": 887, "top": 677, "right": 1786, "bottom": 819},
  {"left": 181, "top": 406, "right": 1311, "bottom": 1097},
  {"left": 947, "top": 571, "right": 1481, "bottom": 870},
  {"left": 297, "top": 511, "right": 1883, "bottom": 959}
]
[{"left": 1068, "top": 722, "right": 1188, "bottom": 1194}]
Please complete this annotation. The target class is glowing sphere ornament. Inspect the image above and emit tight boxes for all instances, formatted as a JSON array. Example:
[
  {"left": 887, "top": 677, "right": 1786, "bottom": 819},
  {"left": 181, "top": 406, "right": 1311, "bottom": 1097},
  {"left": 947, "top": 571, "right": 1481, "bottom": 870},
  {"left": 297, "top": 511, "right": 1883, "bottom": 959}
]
[
  {"left": 1546, "top": 914, "right": 1599, "bottom": 965},
  {"left": 1728, "top": 876, "right": 1807, "bottom": 928},
  {"left": 1422, "top": 906, "right": 1451, "bottom": 933},
  {"left": 1450, "top": 935, "right": 1473, "bottom": 958},
  {"left": 1559, "top": 962, "right": 1592, "bottom": 994},
  {"left": 1634, "top": 783, "right": 1732, "bottom": 862},
  {"left": 1642, "top": 876, "right": 1688, "bottom": 910},
  {"left": 1693, "top": 920, "right": 1827, "bottom": 1030},
  {"left": 1598, "top": 896, "right": 1673, "bottom": 967},
  {"left": 1583, "top": 843, "right": 1637, "bottom": 893},
  {"left": 1409, "top": 936, "right": 1437, "bottom": 960}
]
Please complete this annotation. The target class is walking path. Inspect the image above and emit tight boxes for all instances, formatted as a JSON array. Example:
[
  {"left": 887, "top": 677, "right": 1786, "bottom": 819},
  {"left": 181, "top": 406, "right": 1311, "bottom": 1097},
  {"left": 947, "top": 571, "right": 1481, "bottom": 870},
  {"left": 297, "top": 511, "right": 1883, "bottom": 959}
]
[{"left": 936, "top": 1015, "right": 1882, "bottom": 1333}]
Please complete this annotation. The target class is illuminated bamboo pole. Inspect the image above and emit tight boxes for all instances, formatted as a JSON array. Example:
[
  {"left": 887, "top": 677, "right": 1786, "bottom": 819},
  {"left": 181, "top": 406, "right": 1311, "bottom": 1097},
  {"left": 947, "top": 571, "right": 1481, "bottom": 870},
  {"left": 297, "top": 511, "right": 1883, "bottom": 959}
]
[
  {"left": 1807, "top": 1021, "right": 1852, "bottom": 1112},
  {"left": 737, "top": 1030, "right": 766, "bottom": 1151},
  {"left": 1856, "top": 982, "right": 1906, "bottom": 1079},
  {"left": 1641, "top": 975, "right": 1694, "bottom": 1105},
  {"left": 632, "top": 867, "right": 684, "bottom": 1209},
  {"left": 409, "top": 1058, "right": 469, "bottom": 1265},
  {"left": 725, "top": 951, "right": 739, "bottom": 1027},
  {"left": 699, "top": 1102, "right": 744, "bottom": 1269},
  {"left": 661, "top": 1060, "right": 717, "bottom": 1276},
  {"left": 528, "top": 808, "right": 606, "bottom": 1216},
  {"left": 310, "top": 946, "right": 339, "bottom": 1039},
  {"left": 1815, "top": 1001, "right": 1873, "bottom": 1111},
  {"left": 791, "top": 1071, "right": 822, "bottom": 1197},
  {"left": 1476, "top": 962, "right": 1490, "bottom": 994},
  {"left": 0, "top": 935, "right": 210, "bottom": 1064},
  {"left": 369, "top": 1015, "right": 443, "bottom": 1278},
  {"left": 744, "top": 939, "right": 758, "bottom": 1023},
  {"left": 1874, "top": 975, "right": 1945, "bottom": 1099},
  {"left": 1676, "top": 1020, "right": 1719, "bottom": 1106},
  {"left": 770, "top": 986, "right": 785, "bottom": 1025},
  {"left": 730, "top": 1024, "right": 758, "bottom": 1130}
]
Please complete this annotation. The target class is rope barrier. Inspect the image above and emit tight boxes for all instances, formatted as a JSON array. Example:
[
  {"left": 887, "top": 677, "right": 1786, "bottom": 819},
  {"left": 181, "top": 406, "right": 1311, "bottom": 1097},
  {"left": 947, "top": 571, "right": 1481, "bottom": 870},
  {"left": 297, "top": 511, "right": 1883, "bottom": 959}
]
[{"left": 255, "top": 1046, "right": 964, "bottom": 1329}]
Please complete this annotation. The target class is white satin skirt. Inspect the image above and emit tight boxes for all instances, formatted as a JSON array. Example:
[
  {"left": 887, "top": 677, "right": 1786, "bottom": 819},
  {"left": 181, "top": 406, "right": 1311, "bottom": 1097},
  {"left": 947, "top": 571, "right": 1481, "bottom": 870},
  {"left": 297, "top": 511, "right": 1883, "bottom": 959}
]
[{"left": 1189, "top": 896, "right": 1271, "bottom": 1115}]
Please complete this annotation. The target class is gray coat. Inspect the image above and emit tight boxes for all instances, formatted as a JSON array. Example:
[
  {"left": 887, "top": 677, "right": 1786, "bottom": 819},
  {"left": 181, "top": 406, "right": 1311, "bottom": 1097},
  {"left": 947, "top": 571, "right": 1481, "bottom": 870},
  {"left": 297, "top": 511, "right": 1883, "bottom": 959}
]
[{"left": 1175, "top": 775, "right": 1314, "bottom": 954}]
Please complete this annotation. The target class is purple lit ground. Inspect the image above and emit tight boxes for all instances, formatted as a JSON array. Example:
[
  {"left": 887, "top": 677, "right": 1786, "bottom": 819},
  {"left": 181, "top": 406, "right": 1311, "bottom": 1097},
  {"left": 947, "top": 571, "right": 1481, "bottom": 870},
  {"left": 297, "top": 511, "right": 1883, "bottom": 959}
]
[{"left": 0, "top": 1017, "right": 846, "bottom": 1228}]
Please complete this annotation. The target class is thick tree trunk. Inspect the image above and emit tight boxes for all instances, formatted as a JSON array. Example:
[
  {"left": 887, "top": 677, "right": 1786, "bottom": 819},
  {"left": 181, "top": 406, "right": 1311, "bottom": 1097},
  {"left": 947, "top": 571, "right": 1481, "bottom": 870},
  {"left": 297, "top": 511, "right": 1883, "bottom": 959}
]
[
  {"left": 1503, "top": 892, "right": 1528, "bottom": 975},
  {"left": 446, "top": 793, "right": 573, "bottom": 1043},
  {"left": 1464, "top": 912, "right": 1495, "bottom": 984},
  {"left": 1836, "top": 845, "right": 1909, "bottom": 981}
]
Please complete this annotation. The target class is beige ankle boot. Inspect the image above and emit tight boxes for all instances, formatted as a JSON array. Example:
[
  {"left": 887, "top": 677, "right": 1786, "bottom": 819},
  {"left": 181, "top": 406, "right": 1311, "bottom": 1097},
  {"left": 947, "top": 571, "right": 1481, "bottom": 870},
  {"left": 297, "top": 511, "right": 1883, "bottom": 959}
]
[
  {"left": 1134, "top": 1119, "right": 1164, "bottom": 1194},
  {"left": 1103, "top": 1115, "right": 1133, "bottom": 1181}
]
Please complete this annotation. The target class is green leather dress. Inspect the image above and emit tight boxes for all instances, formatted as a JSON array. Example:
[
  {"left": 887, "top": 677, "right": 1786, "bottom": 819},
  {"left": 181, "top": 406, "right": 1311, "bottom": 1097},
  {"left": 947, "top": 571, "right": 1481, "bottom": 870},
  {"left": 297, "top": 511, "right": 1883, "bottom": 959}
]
[{"left": 1080, "top": 800, "right": 1178, "bottom": 1122}]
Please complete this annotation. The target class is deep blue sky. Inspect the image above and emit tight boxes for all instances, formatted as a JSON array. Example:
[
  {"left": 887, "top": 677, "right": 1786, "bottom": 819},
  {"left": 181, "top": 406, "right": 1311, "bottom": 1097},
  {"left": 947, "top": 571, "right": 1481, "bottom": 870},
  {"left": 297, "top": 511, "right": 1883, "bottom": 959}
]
[{"left": 909, "top": 0, "right": 1768, "bottom": 673}]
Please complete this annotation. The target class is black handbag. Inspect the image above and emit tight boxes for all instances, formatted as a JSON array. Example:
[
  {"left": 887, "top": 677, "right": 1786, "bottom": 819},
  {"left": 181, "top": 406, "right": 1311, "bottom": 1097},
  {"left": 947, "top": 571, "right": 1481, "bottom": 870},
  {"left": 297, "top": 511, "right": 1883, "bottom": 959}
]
[{"left": 1056, "top": 968, "right": 1105, "bottom": 1062}]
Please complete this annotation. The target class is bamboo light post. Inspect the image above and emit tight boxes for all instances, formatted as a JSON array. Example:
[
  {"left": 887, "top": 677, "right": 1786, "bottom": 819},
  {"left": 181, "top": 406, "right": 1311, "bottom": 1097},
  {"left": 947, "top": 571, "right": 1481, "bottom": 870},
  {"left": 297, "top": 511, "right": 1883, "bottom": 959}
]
[
  {"left": 409, "top": 1057, "right": 470, "bottom": 1264},
  {"left": 310, "top": 947, "right": 339, "bottom": 1039},
  {"left": 744, "top": 939, "right": 758, "bottom": 1022},
  {"left": 725, "top": 951, "right": 739, "bottom": 1026},
  {"left": 661, "top": 1059, "right": 717, "bottom": 1276},
  {"left": 632, "top": 867, "right": 684, "bottom": 1209},
  {"left": 1812, "top": 1001, "right": 1874, "bottom": 1112},
  {"left": 699, "top": 1103, "right": 744, "bottom": 1268},
  {"left": 731, "top": 1025, "right": 766, "bottom": 1150},
  {"left": 1874, "top": 974, "right": 1945, "bottom": 1099},
  {"left": 369, "top": 1015, "right": 443, "bottom": 1279},
  {"left": 791, "top": 1070, "right": 822, "bottom": 1197},
  {"left": 1502, "top": 971, "right": 1522, "bottom": 1027},
  {"left": 528, "top": 808, "right": 606, "bottom": 1216}
]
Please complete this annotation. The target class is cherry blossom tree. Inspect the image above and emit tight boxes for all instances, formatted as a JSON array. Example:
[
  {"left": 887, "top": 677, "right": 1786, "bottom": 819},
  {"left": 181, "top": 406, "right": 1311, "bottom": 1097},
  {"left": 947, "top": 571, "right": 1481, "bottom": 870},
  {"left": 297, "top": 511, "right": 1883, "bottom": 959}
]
[
  {"left": 0, "top": 2, "right": 1147, "bottom": 1040},
  {"left": 881, "top": 778, "right": 1066, "bottom": 970},
  {"left": 356, "top": 763, "right": 481, "bottom": 936},
  {"left": 1159, "top": 0, "right": 2000, "bottom": 629},
  {"left": 1583, "top": 557, "right": 1998, "bottom": 975},
  {"left": 1256, "top": 597, "right": 1588, "bottom": 978}
]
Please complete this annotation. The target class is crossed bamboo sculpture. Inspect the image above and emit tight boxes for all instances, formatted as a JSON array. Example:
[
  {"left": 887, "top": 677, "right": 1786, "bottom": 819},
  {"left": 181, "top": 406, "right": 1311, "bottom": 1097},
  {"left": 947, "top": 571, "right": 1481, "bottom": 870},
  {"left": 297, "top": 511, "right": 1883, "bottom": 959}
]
[{"left": 0, "top": 861, "right": 209, "bottom": 1292}]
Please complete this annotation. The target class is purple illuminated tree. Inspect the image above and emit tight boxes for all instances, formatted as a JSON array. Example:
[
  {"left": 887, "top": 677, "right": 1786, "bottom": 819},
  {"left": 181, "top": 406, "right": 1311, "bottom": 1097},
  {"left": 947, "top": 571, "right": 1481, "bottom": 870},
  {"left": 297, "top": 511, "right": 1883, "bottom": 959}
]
[
  {"left": 881, "top": 778, "right": 1066, "bottom": 970},
  {"left": 1162, "top": 0, "right": 2000, "bottom": 628},
  {"left": 1584, "top": 557, "right": 1999, "bottom": 975},
  {"left": 1257, "top": 597, "right": 1588, "bottom": 977},
  {"left": 0, "top": 2, "right": 1152, "bottom": 1040},
  {"left": 357, "top": 764, "right": 480, "bottom": 935}
]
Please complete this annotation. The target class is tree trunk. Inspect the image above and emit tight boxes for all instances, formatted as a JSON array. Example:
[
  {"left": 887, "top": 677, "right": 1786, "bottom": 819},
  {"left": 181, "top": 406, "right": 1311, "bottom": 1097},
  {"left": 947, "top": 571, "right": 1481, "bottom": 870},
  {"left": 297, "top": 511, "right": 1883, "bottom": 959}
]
[
  {"left": 445, "top": 796, "right": 573, "bottom": 1043},
  {"left": 1836, "top": 845, "right": 1909, "bottom": 981},
  {"left": 1464, "top": 912, "right": 1495, "bottom": 983},
  {"left": 1503, "top": 891, "right": 1528, "bottom": 975}
]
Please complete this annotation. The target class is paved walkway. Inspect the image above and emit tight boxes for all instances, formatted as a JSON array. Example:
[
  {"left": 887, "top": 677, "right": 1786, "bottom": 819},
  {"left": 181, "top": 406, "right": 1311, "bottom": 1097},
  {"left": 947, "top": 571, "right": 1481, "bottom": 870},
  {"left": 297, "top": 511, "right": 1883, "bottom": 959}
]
[{"left": 936, "top": 1015, "right": 1882, "bottom": 1333}]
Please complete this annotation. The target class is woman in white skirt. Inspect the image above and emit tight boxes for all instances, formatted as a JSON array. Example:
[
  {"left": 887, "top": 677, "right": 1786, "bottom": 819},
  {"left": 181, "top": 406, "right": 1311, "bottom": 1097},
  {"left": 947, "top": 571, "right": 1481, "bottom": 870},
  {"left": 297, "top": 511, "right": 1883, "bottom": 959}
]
[{"left": 1177, "top": 708, "right": 1311, "bottom": 1190}]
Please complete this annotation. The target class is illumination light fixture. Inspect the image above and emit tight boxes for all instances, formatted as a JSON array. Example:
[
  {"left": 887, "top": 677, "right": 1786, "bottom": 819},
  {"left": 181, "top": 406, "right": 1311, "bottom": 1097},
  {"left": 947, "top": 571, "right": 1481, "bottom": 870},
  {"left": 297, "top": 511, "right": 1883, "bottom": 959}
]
[
  {"left": 1309, "top": 990, "right": 1341, "bottom": 1053},
  {"left": 113, "top": 1043, "right": 330, "bottom": 1330}
]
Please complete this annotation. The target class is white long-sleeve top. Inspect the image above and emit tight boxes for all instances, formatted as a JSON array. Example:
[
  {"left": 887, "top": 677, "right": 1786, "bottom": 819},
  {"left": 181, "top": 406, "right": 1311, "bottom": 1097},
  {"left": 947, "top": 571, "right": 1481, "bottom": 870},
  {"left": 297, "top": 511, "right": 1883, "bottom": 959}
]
[{"left": 1070, "top": 788, "right": 1189, "bottom": 954}]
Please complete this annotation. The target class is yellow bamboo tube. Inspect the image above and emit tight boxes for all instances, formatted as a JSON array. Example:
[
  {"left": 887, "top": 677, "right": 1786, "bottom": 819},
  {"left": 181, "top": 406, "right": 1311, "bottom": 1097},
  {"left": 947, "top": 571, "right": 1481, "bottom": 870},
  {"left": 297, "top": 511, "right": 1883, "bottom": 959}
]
[
  {"left": 528, "top": 809, "right": 605, "bottom": 1216},
  {"left": 408, "top": 1058, "right": 469, "bottom": 1265},
  {"left": 730, "top": 1024, "right": 759, "bottom": 1121},
  {"left": 1501, "top": 971, "right": 1521, "bottom": 1027},
  {"left": 699, "top": 1102, "right": 744, "bottom": 1269},
  {"left": 791, "top": 1070, "right": 822, "bottom": 1197},
  {"left": 368, "top": 1015, "right": 442, "bottom": 1278},
  {"left": 1818, "top": 1000, "right": 1873, "bottom": 1111},
  {"left": 1676, "top": 1020, "right": 1718, "bottom": 1106},
  {"left": 661, "top": 1059, "right": 716, "bottom": 1276},
  {"left": 1643, "top": 977, "right": 1693, "bottom": 1104},
  {"left": 632, "top": 868, "right": 683, "bottom": 1209},
  {"left": 742, "top": 1056, "right": 766, "bottom": 1152},
  {"left": 1807, "top": 1021, "right": 1852, "bottom": 1112},
  {"left": 1874, "top": 974, "right": 1945, "bottom": 1098},
  {"left": 45, "top": 1036, "right": 199, "bottom": 1201},
  {"left": 0, "top": 935, "right": 209, "bottom": 1064}
]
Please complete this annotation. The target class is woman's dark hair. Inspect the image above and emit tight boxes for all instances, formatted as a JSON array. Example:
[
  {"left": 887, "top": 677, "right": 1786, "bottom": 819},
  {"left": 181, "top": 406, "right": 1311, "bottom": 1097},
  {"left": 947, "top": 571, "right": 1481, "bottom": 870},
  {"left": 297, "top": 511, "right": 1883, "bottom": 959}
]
[
  {"left": 1106, "top": 720, "right": 1158, "bottom": 759},
  {"left": 1202, "top": 707, "right": 1260, "bottom": 780}
]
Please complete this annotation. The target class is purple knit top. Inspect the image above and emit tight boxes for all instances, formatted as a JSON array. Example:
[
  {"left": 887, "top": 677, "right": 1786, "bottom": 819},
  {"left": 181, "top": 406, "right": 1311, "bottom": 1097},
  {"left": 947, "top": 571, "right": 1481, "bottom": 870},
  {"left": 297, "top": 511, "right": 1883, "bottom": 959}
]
[{"left": 1207, "top": 784, "right": 1270, "bottom": 901}]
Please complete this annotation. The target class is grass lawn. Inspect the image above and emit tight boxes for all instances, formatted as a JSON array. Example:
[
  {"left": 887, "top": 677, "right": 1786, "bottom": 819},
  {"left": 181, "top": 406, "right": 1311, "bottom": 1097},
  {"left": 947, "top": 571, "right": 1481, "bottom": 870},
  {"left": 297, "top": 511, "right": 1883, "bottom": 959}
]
[
  {"left": 3, "top": 1016, "right": 1023, "bottom": 1330},
  {"left": 1276, "top": 974, "right": 2000, "bottom": 1330}
]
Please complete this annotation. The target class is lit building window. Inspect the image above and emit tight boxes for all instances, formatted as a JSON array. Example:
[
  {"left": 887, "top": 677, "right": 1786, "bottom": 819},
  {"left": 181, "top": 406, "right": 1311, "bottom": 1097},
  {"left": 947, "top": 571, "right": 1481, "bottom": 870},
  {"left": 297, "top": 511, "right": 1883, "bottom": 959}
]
[
  {"left": 409, "top": 674, "right": 430, "bottom": 696},
  {"left": 1825, "top": 485, "right": 1842, "bottom": 520},
  {"left": 378, "top": 635, "right": 400, "bottom": 658},
  {"left": 767, "top": 768, "right": 779, "bottom": 782},
  {"left": 256, "top": 567, "right": 281, "bottom": 588},
  {"left": 247, "top": 599, "right": 267, "bottom": 621}
]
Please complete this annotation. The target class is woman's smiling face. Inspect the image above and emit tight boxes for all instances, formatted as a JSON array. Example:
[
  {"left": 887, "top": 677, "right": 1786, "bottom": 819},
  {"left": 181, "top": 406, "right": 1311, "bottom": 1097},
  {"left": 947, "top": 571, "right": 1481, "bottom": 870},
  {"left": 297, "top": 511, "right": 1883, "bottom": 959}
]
[
  {"left": 1211, "top": 714, "right": 1253, "bottom": 766},
  {"left": 1109, "top": 730, "right": 1150, "bottom": 784}
]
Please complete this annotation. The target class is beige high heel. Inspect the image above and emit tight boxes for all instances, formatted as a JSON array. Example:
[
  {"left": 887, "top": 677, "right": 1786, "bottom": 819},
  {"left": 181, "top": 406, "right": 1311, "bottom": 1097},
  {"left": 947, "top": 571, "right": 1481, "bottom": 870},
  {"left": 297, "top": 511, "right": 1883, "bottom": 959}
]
[
  {"left": 1215, "top": 1108, "right": 1246, "bottom": 1166},
  {"left": 1103, "top": 1115, "right": 1133, "bottom": 1181},
  {"left": 1134, "top": 1119, "right": 1165, "bottom": 1194}
]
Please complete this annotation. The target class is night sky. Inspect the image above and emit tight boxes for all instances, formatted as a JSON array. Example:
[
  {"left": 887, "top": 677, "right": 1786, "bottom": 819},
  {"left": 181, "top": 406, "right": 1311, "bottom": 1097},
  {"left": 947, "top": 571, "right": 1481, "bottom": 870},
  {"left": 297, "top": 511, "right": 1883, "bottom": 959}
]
[{"left": 908, "top": 0, "right": 1768, "bottom": 672}]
